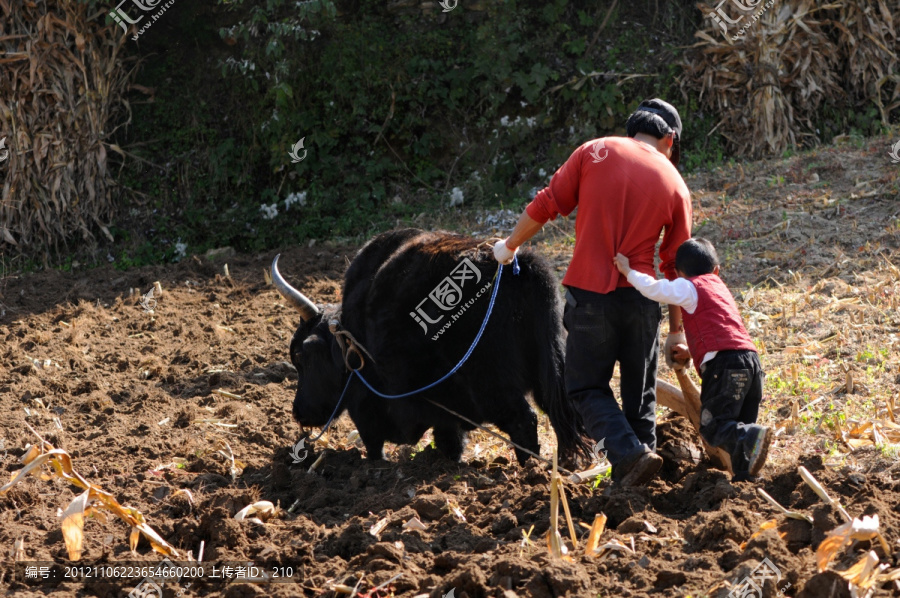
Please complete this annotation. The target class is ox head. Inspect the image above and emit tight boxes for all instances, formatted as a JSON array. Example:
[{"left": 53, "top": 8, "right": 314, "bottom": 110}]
[{"left": 272, "top": 255, "right": 348, "bottom": 428}]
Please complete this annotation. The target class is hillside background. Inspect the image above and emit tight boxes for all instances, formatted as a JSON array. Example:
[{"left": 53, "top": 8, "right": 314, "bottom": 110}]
[{"left": 0, "top": 0, "right": 896, "bottom": 270}]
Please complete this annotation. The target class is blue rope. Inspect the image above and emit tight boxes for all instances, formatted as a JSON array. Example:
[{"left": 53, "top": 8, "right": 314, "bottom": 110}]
[
  {"left": 308, "top": 375, "right": 354, "bottom": 442},
  {"left": 306, "top": 255, "right": 518, "bottom": 441},
  {"left": 356, "top": 256, "right": 512, "bottom": 399}
]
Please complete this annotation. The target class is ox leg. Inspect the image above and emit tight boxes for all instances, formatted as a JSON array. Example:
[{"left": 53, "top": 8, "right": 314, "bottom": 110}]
[
  {"left": 493, "top": 395, "right": 540, "bottom": 466},
  {"left": 353, "top": 420, "right": 387, "bottom": 461},
  {"left": 361, "top": 436, "right": 386, "bottom": 461},
  {"left": 433, "top": 425, "right": 465, "bottom": 462}
]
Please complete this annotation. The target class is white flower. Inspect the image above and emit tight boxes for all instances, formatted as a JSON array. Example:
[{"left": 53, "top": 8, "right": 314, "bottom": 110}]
[
  {"left": 174, "top": 239, "right": 188, "bottom": 260},
  {"left": 449, "top": 187, "right": 464, "bottom": 207},
  {"left": 285, "top": 191, "right": 307, "bottom": 209},
  {"left": 260, "top": 203, "right": 279, "bottom": 220},
  {"left": 500, "top": 116, "right": 511, "bottom": 127},
  {"left": 538, "top": 168, "right": 547, "bottom": 178},
  {"left": 526, "top": 117, "right": 537, "bottom": 128}
]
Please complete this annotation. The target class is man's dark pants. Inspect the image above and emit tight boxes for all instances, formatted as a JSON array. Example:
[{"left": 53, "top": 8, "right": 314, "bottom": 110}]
[
  {"left": 698, "top": 349, "right": 765, "bottom": 474},
  {"left": 563, "top": 286, "right": 661, "bottom": 466}
]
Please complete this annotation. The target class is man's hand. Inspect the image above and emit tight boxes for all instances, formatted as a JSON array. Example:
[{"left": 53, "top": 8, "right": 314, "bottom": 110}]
[
  {"left": 671, "top": 343, "right": 692, "bottom": 369},
  {"left": 613, "top": 253, "right": 632, "bottom": 276},
  {"left": 493, "top": 239, "right": 518, "bottom": 265},
  {"left": 663, "top": 332, "right": 691, "bottom": 370}
]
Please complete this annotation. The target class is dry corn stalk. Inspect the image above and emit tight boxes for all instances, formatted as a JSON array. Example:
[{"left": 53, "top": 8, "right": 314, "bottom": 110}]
[
  {"left": 740, "top": 518, "right": 779, "bottom": 550},
  {"left": 0, "top": 0, "right": 135, "bottom": 256},
  {"left": 798, "top": 465, "right": 852, "bottom": 523},
  {"left": 757, "top": 487, "right": 814, "bottom": 524},
  {"left": 234, "top": 501, "right": 276, "bottom": 523},
  {"left": 837, "top": 417, "right": 900, "bottom": 450},
  {"left": 548, "top": 446, "right": 562, "bottom": 558},
  {"left": 584, "top": 513, "right": 607, "bottom": 557},
  {"left": 683, "top": 0, "right": 898, "bottom": 157},
  {"left": 837, "top": 550, "right": 882, "bottom": 590},
  {"left": 557, "top": 477, "right": 578, "bottom": 550},
  {"left": 0, "top": 441, "right": 179, "bottom": 560},
  {"left": 816, "top": 515, "right": 891, "bottom": 572},
  {"left": 829, "top": 0, "right": 899, "bottom": 120}
]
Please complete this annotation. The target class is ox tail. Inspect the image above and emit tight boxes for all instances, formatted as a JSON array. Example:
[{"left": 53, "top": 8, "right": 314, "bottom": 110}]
[{"left": 535, "top": 310, "right": 592, "bottom": 465}]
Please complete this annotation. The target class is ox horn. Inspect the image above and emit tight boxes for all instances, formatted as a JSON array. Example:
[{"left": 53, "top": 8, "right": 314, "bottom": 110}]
[{"left": 271, "top": 254, "right": 320, "bottom": 321}]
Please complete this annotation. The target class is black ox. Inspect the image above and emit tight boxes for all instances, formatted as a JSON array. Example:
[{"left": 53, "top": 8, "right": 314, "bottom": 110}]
[{"left": 272, "top": 228, "right": 588, "bottom": 465}]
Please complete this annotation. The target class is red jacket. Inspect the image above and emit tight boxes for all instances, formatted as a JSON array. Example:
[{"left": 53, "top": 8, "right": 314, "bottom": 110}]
[
  {"left": 682, "top": 274, "right": 757, "bottom": 374},
  {"left": 526, "top": 137, "right": 692, "bottom": 294}
]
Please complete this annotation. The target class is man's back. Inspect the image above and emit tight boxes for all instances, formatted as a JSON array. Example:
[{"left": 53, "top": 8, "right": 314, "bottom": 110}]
[{"left": 526, "top": 136, "right": 692, "bottom": 294}]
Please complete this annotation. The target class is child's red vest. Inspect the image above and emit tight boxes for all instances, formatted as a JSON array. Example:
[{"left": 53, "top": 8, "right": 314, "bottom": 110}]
[{"left": 682, "top": 273, "right": 756, "bottom": 374}]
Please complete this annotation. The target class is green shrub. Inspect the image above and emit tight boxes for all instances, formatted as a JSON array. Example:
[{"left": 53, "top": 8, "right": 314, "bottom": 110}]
[{"left": 113, "top": 0, "right": 703, "bottom": 266}]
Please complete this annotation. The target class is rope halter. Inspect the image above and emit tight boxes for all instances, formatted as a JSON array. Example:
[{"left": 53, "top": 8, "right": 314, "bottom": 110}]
[{"left": 328, "top": 318, "right": 375, "bottom": 372}]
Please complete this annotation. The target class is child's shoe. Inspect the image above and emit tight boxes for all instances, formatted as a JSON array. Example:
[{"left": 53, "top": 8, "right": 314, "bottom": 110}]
[
  {"left": 747, "top": 426, "right": 773, "bottom": 477},
  {"left": 730, "top": 425, "right": 773, "bottom": 481}
]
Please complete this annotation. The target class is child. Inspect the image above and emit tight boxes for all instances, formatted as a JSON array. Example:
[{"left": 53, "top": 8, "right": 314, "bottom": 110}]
[{"left": 613, "top": 238, "right": 773, "bottom": 481}]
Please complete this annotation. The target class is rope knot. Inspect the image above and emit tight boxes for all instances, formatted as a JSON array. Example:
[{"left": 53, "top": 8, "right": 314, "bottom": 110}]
[{"left": 328, "top": 318, "right": 374, "bottom": 372}]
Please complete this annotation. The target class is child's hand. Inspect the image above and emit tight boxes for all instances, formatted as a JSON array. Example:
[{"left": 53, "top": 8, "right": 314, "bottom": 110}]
[{"left": 613, "top": 253, "right": 631, "bottom": 276}]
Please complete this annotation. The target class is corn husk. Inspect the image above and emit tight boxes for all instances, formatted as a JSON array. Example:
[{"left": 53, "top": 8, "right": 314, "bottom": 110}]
[
  {"left": 816, "top": 515, "right": 892, "bottom": 572},
  {"left": 0, "top": 442, "right": 179, "bottom": 560}
]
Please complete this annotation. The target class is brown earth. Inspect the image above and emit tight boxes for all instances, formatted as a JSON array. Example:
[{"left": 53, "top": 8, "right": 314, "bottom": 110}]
[{"left": 1, "top": 136, "right": 900, "bottom": 597}]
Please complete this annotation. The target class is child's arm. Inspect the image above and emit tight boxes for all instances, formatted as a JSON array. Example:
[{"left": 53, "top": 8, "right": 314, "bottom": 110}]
[{"left": 614, "top": 253, "right": 697, "bottom": 312}]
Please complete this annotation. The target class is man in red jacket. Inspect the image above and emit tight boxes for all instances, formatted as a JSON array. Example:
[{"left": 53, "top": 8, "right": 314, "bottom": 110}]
[
  {"left": 614, "top": 238, "right": 773, "bottom": 481},
  {"left": 493, "top": 99, "right": 692, "bottom": 486}
]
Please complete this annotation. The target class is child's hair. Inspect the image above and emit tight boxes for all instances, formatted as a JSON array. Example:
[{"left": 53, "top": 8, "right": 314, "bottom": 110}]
[{"left": 675, "top": 238, "right": 719, "bottom": 277}]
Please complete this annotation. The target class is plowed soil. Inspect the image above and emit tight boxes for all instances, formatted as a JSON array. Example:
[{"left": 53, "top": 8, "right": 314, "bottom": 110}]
[{"left": 2, "top": 136, "right": 900, "bottom": 597}]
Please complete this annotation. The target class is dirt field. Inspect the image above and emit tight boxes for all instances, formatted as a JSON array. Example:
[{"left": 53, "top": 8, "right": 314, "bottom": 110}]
[{"left": 1, "top": 136, "right": 900, "bottom": 597}]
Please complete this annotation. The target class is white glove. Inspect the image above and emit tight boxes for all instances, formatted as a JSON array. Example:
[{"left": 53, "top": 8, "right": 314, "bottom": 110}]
[
  {"left": 663, "top": 331, "right": 689, "bottom": 370},
  {"left": 493, "top": 239, "right": 518, "bottom": 265}
]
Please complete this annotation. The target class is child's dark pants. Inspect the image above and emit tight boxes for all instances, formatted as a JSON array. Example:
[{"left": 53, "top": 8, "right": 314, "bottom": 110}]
[{"left": 698, "top": 349, "right": 765, "bottom": 474}]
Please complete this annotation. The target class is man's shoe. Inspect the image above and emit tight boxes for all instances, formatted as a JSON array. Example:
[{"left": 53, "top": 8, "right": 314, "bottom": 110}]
[
  {"left": 617, "top": 452, "right": 663, "bottom": 487},
  {"left": 747, "top": 426, "right": 773, "bottom": 477}
]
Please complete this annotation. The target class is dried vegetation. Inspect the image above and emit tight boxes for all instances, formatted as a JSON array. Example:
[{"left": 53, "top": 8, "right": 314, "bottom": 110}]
[
  {"left": 683, "top": 0, "right": 900, "bottom": 157},
  {"left": 0, "top": 0, "right": 132, "bottom": 255}
]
